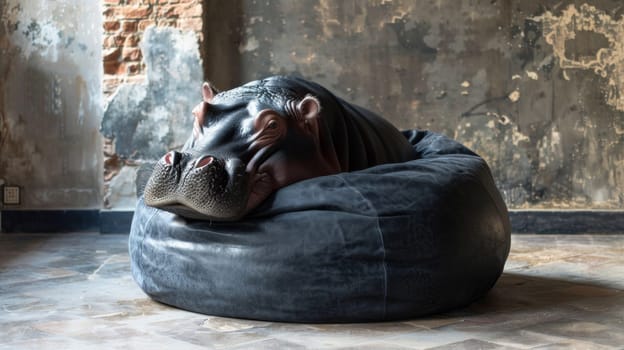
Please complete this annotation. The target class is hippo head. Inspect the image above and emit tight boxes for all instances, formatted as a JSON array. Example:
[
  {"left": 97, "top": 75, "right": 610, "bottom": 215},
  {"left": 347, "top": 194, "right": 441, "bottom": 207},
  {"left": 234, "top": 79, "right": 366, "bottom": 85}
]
[{"left": 143, "top": 77, "right": 344, "bottom": 221}]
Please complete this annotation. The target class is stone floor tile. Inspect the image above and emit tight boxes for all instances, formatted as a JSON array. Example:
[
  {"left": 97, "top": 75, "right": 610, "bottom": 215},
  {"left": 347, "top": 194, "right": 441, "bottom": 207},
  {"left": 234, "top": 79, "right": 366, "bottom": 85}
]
[
  {"left": 522, "top": 319, "right": 624, "bottom": 348},
  {"left": 335, "top": 342, "right": 417, "bottom": 350},
  {"left": 426, "top": 338, "right": 519, "bottom": 350},
  {"left": 481, "top": 330, "right": 570, "bottom": 349},
  {"left": 225, "top": 338, "right": 308, "bottom": 350},
  {"left": 0, "top": 337, "right": 100, "bottom": 350},
  {"left": 1, "top": 233, "right": 623, "bottom": 349},
  {"left": 403, "top": 316, "right": 466, "bottom": 330},
  {"left": 199, "top": 316, "right": 273, "bottom": 332},
  {"left": 488, "top": 331, "right": 618, "bottom": 350},
  {"left": 382, "top": 329, "right": 475, "bottom": 349},
  {"left": 529, "top": 340, "right": 616, "bottom": 349}
]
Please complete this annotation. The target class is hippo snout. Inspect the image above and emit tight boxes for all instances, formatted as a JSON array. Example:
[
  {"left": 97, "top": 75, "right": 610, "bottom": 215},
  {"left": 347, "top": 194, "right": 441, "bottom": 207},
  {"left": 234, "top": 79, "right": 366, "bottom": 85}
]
[
  {"left": 163, "top": 150, "right": 181, "bottom": 166},
  {"left": 195, "top": 155, "right": 215, "bottom": 169},
  {"left": 143, "top": 151, "right": 249, "bottom": 220},
  {"left": 161, "top": 151, "right": 218, "bottom": 172}
]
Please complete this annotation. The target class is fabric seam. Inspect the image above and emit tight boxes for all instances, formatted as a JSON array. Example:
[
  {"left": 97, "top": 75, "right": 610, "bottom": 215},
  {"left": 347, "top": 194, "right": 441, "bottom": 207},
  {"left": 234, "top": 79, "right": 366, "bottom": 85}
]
[{"left": 337, "top": 174, "right": 388, "bottom": 320}]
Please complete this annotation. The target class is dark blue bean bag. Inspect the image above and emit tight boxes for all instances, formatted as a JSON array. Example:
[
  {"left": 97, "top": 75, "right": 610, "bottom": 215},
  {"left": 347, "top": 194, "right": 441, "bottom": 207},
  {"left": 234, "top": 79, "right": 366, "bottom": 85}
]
[{"left": 129, "top": 130, "right": 511, "bottom": 323}]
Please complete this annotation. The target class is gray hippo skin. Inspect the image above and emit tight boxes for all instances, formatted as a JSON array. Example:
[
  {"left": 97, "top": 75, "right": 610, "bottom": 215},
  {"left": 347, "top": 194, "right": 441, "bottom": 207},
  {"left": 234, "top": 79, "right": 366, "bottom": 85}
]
[{"left": 143, "top": 76, "right": 415, "bottom": 220}]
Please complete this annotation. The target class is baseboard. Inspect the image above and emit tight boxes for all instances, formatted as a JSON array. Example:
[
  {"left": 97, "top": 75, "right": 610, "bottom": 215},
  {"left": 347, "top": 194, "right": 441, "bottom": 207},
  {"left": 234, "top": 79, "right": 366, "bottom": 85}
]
[
  {"left": 100, "top": 210, "right": 135, "bottom": 234},
  {"left": 509, "top": 210, "right": 624, "bottom": 234},
  {"left": 0, "top": 209, "right": 134, "bottom": 234},
  {"left": 0, "top": 210, "right": 101, "bottom": 233},
  {"left": 1, "top": 209, "right": 622, "bottom": 234}
]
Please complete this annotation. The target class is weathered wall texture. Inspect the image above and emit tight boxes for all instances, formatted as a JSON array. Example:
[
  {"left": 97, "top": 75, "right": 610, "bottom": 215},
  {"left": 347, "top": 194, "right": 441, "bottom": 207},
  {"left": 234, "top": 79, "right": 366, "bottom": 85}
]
[
  {"left": 0, "top": 0, "right": 102, "bottom": 209},
  {"left": 202, "top": 0, "right": 624, "bottom": 209},
  {"left": 101, "top": 0, "right": 203, "bottom": 210},
  {"left": 101, "top": 27, "right": 201, "bottom": 209},
  {"left": 102, "top": 0, "right": 203, "bottom": 98}
]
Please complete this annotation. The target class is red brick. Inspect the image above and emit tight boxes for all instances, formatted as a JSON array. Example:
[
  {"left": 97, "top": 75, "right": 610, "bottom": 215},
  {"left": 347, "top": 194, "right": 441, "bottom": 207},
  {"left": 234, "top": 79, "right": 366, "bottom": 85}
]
[
  {"left": 124, "top": 34, "right": 140, "bottom": 47},
  {"left": 122, "top": 47, "right": 142, "bottom": 61},
  {"left": 103, "top": 47, "right": 122, "bottom": 61},
  {"left": 104, "top": 61, "right": 121, "bottom": 75},
  {"left": 115, "top": 62, "right": 128, "bottom": 75},
  {"left": 178, "top": 3, "right": 202, "bottom": 17},
  {"left": 178, "top": 17, "right": 202, "bottom": 31},
  {"left": 121, "top": 20, "right": 138, "bottom": 33},
  {"left": 103, "top": 34, "right": 116, "bottom": 48},
  {"left": 122, "top": 62, "right": 142, "bottom": 75},
  {"left": 102, "top": 7, "right": 116, "bottom": 18},
  {"left": 103, "top": 20, "right": 120, "bottom": 32},
  {"left": 106, "top": 33, "right": 127, "bottom": 47},
  {"left": 138, "top": 19, "right": 156, "bottom": 31},
  {"left": 158, "top": 5, "right": 179, "bottom": 18},
  {"left": 120, "top": 5, "right": 153, "bottom": 19},
  {"left": 159, "top": 19, "right": 178, "bottom": 28}
]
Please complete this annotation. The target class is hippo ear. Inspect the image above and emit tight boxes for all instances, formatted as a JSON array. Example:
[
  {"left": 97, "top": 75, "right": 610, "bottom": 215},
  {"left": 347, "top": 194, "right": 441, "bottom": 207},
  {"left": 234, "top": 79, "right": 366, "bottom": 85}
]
[
  {"left": 202, "top": 82, "right": 219, "bottom": 102},
  {"left": 297, "top": 95, "right": 321, "bottom": 120},
  {"left": 296, "top": 95, "right": 321, "bottom": 137},
  {"left": 192, "top": 101, "right": 207, "bottom": 139}
]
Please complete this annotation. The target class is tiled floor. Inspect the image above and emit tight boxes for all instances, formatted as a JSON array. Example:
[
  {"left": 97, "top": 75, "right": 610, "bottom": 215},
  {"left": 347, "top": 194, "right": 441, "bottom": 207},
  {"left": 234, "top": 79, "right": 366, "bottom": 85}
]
[{"left": 1, "top": 233, "right": 623, "bottom": 349}]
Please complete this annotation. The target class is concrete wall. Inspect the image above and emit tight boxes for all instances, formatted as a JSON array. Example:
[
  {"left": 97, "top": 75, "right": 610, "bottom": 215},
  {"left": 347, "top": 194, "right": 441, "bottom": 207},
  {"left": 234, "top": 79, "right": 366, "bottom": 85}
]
[
  {"left": 0, "top": 1, "right": 102, "bottom": 209},
  {"left": 3, "top": 0, "right": 622, "bottom": 212},
  {"left": 203, "top": 0, "right": 624, "bottom": 210}
]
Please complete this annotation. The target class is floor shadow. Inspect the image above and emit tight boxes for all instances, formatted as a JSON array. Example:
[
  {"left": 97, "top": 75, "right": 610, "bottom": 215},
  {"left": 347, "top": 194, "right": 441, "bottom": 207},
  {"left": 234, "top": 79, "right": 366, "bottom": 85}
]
[
  {"left": 0, "top": 233, "right": 56, "bottom": 269},
  {"left": 0, "top": 233, "right": 128, "bottom": 291},
  {"left": 444, "top": 272, "right": 622, "bottom": 318}
]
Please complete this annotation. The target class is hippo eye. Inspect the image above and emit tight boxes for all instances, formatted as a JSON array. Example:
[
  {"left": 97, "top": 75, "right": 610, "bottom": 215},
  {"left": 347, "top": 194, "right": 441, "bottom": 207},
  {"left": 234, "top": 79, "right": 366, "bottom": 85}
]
[{"left": 267, "top": 120, "right": 278, "bottom": 130}]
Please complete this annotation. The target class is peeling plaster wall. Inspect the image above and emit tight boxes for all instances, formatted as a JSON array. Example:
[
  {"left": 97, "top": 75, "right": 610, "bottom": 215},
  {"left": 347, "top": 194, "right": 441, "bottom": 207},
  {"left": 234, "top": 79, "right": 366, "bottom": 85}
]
[
  {"left": 101, "top": 27, "right": 201, "bottom": 209},
  {"left": 202, "top": 0, "right": 624, "bottom": 209},
  {"left": 0, "top": 1, "right": 102, "bottom": 209}
]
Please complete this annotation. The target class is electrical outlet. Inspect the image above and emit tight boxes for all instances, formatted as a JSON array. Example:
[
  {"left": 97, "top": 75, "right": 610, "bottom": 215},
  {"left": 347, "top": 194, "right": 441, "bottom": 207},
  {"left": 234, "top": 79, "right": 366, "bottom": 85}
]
[{"left": 3, "top": 186, "right": 20, "bottom": 205}]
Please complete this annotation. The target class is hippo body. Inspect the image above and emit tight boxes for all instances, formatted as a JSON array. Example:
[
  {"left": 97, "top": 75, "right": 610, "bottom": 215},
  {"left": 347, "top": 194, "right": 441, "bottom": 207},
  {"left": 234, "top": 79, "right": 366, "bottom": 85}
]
[{"left": 143, "top": 76, "right": 414, "bottom": 220}]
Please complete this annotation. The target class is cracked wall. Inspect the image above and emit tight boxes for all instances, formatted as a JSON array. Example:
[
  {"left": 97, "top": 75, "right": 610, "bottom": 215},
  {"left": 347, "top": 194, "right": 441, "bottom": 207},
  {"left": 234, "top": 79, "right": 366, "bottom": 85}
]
[
  {"left": 0, "top": 0, "right": 102, "bottom": 209},
  {"left": 200, "top": 0, "right": 623, "bottom": 209}
]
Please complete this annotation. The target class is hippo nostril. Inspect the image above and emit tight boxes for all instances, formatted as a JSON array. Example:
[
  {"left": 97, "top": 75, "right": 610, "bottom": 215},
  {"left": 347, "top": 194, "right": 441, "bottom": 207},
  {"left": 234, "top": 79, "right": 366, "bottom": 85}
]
[
  {"left": 195, "top": 156, "right": 215, "bottom": 169},
  {"left": 163, "top": 151, "right": 180, "bottom": 166}
]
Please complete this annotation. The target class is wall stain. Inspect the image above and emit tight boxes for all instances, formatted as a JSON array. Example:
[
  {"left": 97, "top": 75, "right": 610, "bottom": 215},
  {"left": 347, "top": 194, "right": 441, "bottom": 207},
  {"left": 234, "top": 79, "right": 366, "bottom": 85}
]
[
  {"left": 16, "top": 0, "right": 616, "bottom": 210},
  {"left": 536, "top": 3, "right": 624, "bottom": 111},
  {"left": 516, "top": 19, "right": 542, "bottom": 69},
  {"left": 0, "top": 41, "right": 11, "bottom": 158},
  {"left": 197, "top": 0, "right": 624, "bottom": 209},
  {"left": 455, "top": 113, "right": 533, "bottom": 206},
  {"left": 1, "top": 0, "right": 102, "bottom": 209},
  {"left": 387, "top": 16, "right": 437, "bottom": 57}
]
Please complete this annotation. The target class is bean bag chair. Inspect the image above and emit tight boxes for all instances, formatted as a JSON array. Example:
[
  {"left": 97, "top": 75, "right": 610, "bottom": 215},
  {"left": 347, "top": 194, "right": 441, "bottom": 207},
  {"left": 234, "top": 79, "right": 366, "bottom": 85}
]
[{"left": 129, "top": 129, "right": 511, "bottom": 323}]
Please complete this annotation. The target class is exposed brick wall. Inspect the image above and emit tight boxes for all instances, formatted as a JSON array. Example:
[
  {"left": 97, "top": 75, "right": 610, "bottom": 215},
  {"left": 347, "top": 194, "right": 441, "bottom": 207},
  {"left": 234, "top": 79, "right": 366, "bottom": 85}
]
[
  {"left": 102, "top": 0, "right": 203, "bottom": 98},
  {"left": 101, "top": 0, "right": 203, "bottom": 209}
]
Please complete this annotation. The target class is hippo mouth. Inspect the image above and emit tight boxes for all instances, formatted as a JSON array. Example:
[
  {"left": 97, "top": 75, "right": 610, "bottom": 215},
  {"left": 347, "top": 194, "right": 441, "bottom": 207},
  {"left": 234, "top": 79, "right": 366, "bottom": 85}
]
[{"left": 143, "top": 151, "right": 251, "bottom": 221}]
